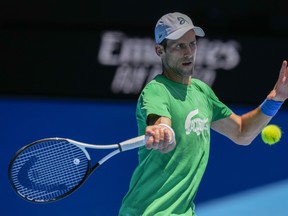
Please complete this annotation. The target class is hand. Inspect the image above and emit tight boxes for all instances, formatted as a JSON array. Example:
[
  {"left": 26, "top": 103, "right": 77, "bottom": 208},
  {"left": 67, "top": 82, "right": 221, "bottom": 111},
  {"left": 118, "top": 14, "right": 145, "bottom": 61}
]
[
  {"left": 145, "top": 124, "right": 176, "bottom": 153},
  {"left": 267, "top": 60, "right": 288, "bottom": 101}
]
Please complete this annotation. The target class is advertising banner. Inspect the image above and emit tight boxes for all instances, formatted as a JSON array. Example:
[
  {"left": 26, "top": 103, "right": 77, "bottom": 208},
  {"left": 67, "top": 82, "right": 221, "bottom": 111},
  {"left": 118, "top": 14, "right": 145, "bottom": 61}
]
[{"left": 1, "top": 28, "right": 288, "bottom": 105}]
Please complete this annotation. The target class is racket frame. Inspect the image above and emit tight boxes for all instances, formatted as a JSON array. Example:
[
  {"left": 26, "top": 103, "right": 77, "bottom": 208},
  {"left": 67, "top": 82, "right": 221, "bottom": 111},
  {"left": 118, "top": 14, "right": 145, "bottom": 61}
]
[{"left": 8, "top": 135, "right": 146, "bottom": 203}]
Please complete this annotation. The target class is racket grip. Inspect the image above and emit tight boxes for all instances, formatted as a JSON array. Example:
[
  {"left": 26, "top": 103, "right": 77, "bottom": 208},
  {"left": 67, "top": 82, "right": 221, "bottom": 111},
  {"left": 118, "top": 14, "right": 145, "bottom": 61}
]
[{"left": 119, "top": 135, "right": 148, "bottom": 151}]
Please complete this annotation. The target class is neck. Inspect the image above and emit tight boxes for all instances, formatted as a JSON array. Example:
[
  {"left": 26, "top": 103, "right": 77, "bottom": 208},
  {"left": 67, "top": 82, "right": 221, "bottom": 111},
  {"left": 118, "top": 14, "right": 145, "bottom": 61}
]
[{"left": 163, "top": 71, "right": 191, "bottom": 85}]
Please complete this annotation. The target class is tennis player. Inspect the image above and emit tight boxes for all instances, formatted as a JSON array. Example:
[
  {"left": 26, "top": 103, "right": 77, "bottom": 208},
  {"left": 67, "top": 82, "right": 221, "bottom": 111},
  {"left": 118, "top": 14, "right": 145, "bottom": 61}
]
[{"left": 119, "top": 12, "right": 288, "bottom": 216}]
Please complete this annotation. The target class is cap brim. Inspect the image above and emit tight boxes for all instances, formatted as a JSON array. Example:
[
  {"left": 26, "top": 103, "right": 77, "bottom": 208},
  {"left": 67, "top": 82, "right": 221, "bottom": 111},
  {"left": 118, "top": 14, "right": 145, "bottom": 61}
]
[{"left": 166, "top": 26, "right": 205, "bottom": 40}]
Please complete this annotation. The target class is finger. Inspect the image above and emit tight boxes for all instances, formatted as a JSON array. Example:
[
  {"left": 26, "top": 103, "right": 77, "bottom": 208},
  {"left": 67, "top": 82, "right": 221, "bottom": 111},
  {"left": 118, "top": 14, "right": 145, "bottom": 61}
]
[
  {"left": 145, "top": 136, "right": 154, "bottom": 150},
  {"left": 274, "top": 61, "right": 287, "bottom": 88},
  {"left": 157, "top": 127, "right": 166, "bottom": 149},
  {"left": 283, "top": 60, "right": 288, "bottom": 83},
  {"left": 145, "top": 126, "right": 155, "bottom": 136},
  {"left": 154, "top": 128, "right": 160, "bottom": 144},
  {"left": 164, "top": 128, "right": 171, "bottom": 145},
  {"left": 280, "top": 60, "right": 288, "bottom": 83},
  {"left": 158, "top": 128, "right": 170, "bottom": 149},
  {"left": 267, "top": 89, "right": 276, "bottom": 100},
  {"left": 267, "top": 61, "right": 288, "bottom": 100}
]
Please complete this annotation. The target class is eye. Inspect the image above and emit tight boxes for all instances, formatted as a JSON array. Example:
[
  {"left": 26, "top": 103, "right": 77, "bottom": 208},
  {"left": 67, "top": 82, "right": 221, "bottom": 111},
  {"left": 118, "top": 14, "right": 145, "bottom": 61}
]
[
  {"left": 189, "top": 41, "right": 197, "bottom": 48},
  {"left": 176, "top": 44, "right": 186, "bottom": 49}
]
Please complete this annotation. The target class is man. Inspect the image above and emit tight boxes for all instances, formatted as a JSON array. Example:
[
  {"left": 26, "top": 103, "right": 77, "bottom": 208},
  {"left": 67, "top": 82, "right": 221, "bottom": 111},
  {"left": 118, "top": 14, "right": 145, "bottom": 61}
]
[{"left": 119, "top": 12, "right": 288, "bottom": 215}]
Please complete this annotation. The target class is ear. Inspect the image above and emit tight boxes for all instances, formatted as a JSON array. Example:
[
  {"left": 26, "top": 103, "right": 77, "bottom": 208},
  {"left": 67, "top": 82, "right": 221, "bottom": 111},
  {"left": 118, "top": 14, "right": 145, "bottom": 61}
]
[{"left": 155, "top": 45, "right": 164, "bottom": 56}]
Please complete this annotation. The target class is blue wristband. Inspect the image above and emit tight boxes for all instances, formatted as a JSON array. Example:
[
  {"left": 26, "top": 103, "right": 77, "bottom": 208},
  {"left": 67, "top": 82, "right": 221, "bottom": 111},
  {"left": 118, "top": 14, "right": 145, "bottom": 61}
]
[{"left": 260, "top": 99, "right": 283, "bottom": 116}]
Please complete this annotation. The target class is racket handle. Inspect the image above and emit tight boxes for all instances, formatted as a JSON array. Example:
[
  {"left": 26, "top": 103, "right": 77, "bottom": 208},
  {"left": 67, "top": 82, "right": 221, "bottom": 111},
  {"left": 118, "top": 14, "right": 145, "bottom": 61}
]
[
  {"left": 120, "top": 124, "right": 175, "bottom": 152},
  {"left": 119, "top": 135, "right": 147, "bottom": 151}
]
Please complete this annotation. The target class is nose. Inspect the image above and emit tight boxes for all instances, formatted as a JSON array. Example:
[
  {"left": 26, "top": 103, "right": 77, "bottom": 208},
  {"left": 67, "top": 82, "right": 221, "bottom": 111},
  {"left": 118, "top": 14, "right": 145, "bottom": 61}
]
[{"left": 184, "top": 46, "right": 195, "bottom": 59}]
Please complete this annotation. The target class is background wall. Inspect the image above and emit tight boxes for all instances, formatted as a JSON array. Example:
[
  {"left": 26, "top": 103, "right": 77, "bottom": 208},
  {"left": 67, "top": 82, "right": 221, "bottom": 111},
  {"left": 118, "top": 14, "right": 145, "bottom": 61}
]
[
  {"left": 1, "top": 0, "right": 288, "bottom": 215},
  {"left": 1, "top": 0, "right": 288, "bottom": 104}
]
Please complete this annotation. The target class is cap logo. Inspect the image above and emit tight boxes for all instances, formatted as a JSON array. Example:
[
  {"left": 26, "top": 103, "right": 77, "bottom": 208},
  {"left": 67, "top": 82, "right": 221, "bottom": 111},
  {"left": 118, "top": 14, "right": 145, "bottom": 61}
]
[{"left": 177, "top": 17, "right": 189, "bottom": 25}]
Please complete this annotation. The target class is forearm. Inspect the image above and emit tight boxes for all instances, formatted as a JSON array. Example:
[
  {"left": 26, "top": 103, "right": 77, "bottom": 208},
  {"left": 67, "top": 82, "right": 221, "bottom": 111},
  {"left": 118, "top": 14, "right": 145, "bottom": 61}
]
[
  {"left": 240, "top": 98, "right": 284, "bottom": 142},
  {"left": 212, "top": 106, "right": 275, "bottom": 145},
  {"left": 239, "top": 107, "right": 272, "bottom": 144}
]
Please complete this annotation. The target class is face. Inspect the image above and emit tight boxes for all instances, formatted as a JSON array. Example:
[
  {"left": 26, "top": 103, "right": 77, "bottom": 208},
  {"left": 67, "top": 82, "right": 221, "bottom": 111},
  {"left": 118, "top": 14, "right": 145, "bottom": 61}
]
[{"left": 158, "top": 30, "right": 197, "bottom": 82}]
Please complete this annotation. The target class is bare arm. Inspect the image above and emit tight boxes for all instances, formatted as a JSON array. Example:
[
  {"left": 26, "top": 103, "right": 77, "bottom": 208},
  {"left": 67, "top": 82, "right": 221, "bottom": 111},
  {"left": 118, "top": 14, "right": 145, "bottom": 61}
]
[
  {"left": 211, "top": 108, "right": 272, "bottom": 145},
  {"left": 212, "top": 60, "right": 288, "bottom": 145}
]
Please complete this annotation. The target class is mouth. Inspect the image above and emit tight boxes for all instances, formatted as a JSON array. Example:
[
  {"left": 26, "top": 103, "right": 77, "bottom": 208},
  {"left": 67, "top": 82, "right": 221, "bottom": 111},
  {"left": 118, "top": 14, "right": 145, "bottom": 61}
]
[{"left": 182, "top": 62, "right": 193, "bottom": 66}]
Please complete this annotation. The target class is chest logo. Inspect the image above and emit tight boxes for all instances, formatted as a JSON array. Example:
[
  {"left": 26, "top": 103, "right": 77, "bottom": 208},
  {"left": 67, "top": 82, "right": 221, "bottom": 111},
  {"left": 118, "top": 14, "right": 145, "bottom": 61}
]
[{"left": 185, "top": 109, "right": 208, "bottom": 135}]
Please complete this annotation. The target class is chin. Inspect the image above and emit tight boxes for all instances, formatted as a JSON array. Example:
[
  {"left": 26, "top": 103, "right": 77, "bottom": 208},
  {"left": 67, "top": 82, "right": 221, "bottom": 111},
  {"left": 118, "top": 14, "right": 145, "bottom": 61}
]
[{"left": 182, "top": 68, "right": 193, "bottom": 76}]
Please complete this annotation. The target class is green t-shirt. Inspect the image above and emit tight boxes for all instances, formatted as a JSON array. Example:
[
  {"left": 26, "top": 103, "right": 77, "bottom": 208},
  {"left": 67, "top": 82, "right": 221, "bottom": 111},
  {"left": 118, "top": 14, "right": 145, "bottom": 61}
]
[{"left": 119, "top": 75, "right": 232, "bottom": 216}]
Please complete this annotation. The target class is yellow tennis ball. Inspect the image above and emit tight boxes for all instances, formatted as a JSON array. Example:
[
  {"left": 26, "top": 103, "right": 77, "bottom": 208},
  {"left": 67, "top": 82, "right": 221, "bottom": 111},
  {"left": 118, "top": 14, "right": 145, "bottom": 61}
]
[{"left": 261, "top": 124, "right": 282, "bottom": 145}]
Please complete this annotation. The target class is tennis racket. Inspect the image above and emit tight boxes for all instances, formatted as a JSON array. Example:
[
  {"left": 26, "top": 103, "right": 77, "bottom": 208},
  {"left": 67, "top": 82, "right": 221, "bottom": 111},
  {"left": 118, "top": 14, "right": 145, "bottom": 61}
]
[{"left": 8, "top": 135, "right": 147, "bottom": 203}]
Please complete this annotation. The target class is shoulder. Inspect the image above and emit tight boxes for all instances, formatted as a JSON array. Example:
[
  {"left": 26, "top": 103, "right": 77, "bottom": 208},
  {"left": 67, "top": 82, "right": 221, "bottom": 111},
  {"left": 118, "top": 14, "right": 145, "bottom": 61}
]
[
  {"left": 192, "top": 78, "right": 210, "bottom": 87},
  {"left": 192, "top": 78, "right": 214, "bottom": 93},
  {"left": 143, "top": 75, "right": 169, "bottom": 92}
]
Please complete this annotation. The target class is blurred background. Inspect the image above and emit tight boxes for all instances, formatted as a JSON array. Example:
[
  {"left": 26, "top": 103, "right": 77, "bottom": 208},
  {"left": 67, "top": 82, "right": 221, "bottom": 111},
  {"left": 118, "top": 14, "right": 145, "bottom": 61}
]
[{"left": 1, "top": 0, "right": 288, "bottom": 215}]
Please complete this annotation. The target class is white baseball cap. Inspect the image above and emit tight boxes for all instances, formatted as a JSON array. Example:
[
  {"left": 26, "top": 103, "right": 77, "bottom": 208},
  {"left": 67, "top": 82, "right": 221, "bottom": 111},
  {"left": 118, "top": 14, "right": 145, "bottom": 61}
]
[{"left": 154, "top": 12, "right": 205, "bottom": 44}]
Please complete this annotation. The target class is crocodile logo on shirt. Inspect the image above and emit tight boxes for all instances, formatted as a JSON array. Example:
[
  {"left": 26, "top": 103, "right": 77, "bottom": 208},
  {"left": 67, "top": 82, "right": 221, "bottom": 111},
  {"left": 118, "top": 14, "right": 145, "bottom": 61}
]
[{"left": 185, "top": 109, "right": 208, "bottom": 135}]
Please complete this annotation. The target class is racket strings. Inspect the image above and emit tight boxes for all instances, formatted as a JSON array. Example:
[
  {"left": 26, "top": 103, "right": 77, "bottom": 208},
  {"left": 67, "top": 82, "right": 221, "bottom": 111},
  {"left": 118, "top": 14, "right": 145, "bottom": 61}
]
[{"left": 10, "top": 140, "right": 89, "bottom": 202}]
